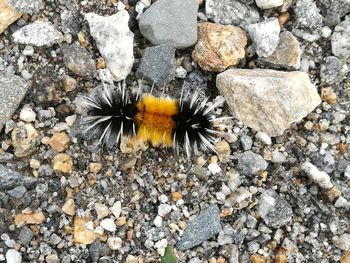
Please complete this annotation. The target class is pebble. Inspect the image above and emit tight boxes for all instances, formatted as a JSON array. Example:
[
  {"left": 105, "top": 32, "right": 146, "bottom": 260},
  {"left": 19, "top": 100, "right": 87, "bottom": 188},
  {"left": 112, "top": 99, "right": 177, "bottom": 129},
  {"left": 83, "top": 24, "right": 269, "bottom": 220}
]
[
  {"left": 136, "top": 44, "right": 176, "bottom": 87},
  {"left": 255, "top": 0, "right": 283, "bottom": 9},
  {"left": 301, "top": 162, "right": 333, "bottom": 189},
  {"left": 12, "top": 21, "right": 62, "bottom": 47},
  {"left": 18, "top": 226, "right": 34, "bottom": 245},
  {"left": 139, "top": 0, "right": 198, "bottom": 49},
  {"left": 61, "top": 10, "right": 80, "bottom": 34},
  {"left": 61, "top": 75, "right": 77, "bottom": 92},
  {"left": 48, "top": 132, "right": 70, "bottom": 152},
  {"left": 334, "top": 196, "right": 350, "bottom": 208},
  {"left": 333, "top": 234, "right": 350, "bottom": 251},
  {"left": 86, "top": 11, "right": 134, "bottom": 81},
  {"left": 320, "top": 56, "right": 347, "bottom": 85},
  {"left": 158, "top": 204, "right": 172, "bottom": 217},
  {"left": 74, "top": 216, "right": 106, "bottom": 245},
  {"left": 5, "top": 249, "right": 21, "bottom": 263},
  {"left": 65, "top": 115, "right": 76, "bottom": 127},
  {"left": 62, "top": 198, "right": 76, "bottom": 216},
  {"left": 192, "top": 165, "right": 209, "bottom": 182},
  {"left": 238, "top": 151, "right": 268, "bottom": 175},
  {"left": 12, "top": 123, "right": 39, "bottom": 157},
  {"left": 341, "top": 251, "right": 350, "bottom": 263},
  {"left": 153, "top": 215, "right": 163, "bottom": 227},
  {"left": 46, "top": 254, "right": 60, "bottom": 263},
  {"left": 331, "top": 18, "right": 350, "bottom": 59},
  {"left": 107, "top": 236, "right": 122, "bottom": 250},
  {"left": 95, "top": 203, "right": 109, "bottom": 219},
  {"left": 177, "top": 205, "right": 222, "bottom": 251},
  {"left": 0, "top": 164, "right": 39, "bottom": 190},
  {"left": 22, "top": 45, "right": 34, "bottom": 56},
  {"left": 0, "top": 0, "right": 21, "bottom": 34},
  {"left": 320, "top": 87, "right": 337, "bottom": 105},
  {"left": 240, "top": 135, "right": 253, "bottom": 151},
  {"left": 7, "top": 185, "right": 27, "bottom": 198},
  {"left": 205, "top": 0, "right": 260, "bottom": 29},
  {"left": 208, "top": 163, "right": 221, "bottom": 175},
  {"left": 271, "top": 150, "right": 286, "bottom": 163},
  {"left": 61, "top": 44, "right": 96, "bottom": 79},
  {"left": 255, "top": 132, "right": 272, "bottom": 145},
  {"left": 111, "top": 201, "right": 122, "bottom": 218},
  {"left": 225, "top": 187, "right": 252, "bottom": 209},
  {"left": 89, "top": 163, "right": 102, "bottom": 174},
  {"left": 9, "top": 0, "right": 44, "bottom": 14},
  {"left": 248, "top": 18, "right": 280, "bottom": 57},
  {"left": 0, "top": 74, "right": 28, "bottom": 131},
  {"left": 216, "top": 69, "right": 321, "bottom": 137},
  {"left": 175, "top": 66, "right": 187, "bottom": 79},
  {"left": 52, "top": 153, "right": 73, "bottom": 173},
  {"left": 322, "top": 186, "right": 342, "bottom": 203},
  {"left": 14, "top": 211, "right": 45, "bottom": 225},
  {"left": 294, "top": 0, "right": 323, "bottom": 31},
  {"left": 100, "top": 218, "right": 116, "bottom": 232},
  {"left": 192, "top": 22, "right": 247, "bottom": 72}
]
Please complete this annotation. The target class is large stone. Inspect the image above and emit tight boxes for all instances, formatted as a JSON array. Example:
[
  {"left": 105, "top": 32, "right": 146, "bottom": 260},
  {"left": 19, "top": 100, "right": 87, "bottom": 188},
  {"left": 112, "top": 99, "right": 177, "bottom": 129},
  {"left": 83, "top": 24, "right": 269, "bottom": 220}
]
[
  {"left": 9, "top": 0, "right": 44, "bottom": 14},
  {"left": 139, "top": 0, "right": 198, "bottom": 49},
  {"left": 206, "top": 0, "right": 260, "bottom": 29},
  {"left": 294, "top": 0, "right": 323, "bottom": 31},
  {"left": 192, "top": 22, "right": 247, "bottom": 72},
  {"left": 317, "top": 0, "right": 350, "bottom": 25},
  {"left": 238, "top": 151, "right": 268, "bottom": 175},
  {"left": 331, "top": 18, "right": 350, "bottom": 60},
  {"left": 86, "top": 11, "right": 134, "bottom": 81},
  {"left": 0, "top": 74, "right": 28, "bottom": 131},
  {"left": 12, "top": 21, "right": 62, "bottom": 47},
  {"left": 0, "top": 0, "right": 21, "bottom": 34},
  {"left": 177, "top": 205, "right": 221, "bottom": 251},
  {"left": 0, "top": 164, "right": 39, "bottom": 190},
  {"left": 258, "top": 31, "right": 301, "bottom": 70},
  {"left": 216, "top": 69, "right": 321, "bottom": 137}
]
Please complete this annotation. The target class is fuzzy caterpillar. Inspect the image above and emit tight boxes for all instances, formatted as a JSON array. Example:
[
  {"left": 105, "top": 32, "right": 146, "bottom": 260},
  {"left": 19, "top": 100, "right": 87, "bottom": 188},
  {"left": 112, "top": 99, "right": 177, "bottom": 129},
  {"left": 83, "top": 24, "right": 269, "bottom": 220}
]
[{"left": 80, "top": 83, "right": 226, "bottom": 157}]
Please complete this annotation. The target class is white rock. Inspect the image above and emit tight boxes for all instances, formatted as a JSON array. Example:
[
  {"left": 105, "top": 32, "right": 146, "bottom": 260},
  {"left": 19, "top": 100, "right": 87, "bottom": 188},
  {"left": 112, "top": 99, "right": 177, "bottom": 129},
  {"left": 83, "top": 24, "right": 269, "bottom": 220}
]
[
  {"left": 176, "top": 66, "right": 187, "bottom": 78},
  {"left": 98, "top": 68, "right": 114, "bottom": 84},
  {"left": 334, "top": 196, "right": 350, "bottom": 208},
  {"left": 158, "top": 204, "right": 172, "bottom": 217},
  {"left": 255, "top": 0, "right": 283, "bottom": 9},
  {"left": 301, "top": 162, "right": 333, "bottom": 189},
  {"left": 65, "top": 115, "right": 76, "bottom": 127},
  {"left": 333, "top": 233, "right": 350, "bottom": 251},
  {"left": 5, "top": 249, "right": 21, "bottom": 263},
  {"left": 85, "top": 11, "right": 134, "bottom": 81},
  {"left": 19, "top": 107, "right": 36, "bottom": 122},
  {"left": 208, "top": 163, "right": 221, "bottom": 175},
  {"left": 158, "top": 194, "right": 168, "bottom": 203},
  {"left": 331, "top": 18, "right": 350, "bottom": 59},
  {"left": 111, "top": 201, "right": 122, "bottom": 218},
  {"left": 22, "top": 45, "right": 34, "bottom": 56},
  {"left": 321, "top": 26, "right": 332, "bottom": 38},
  {"left": 153, "top": 215, "right": 163, "bottom": 227},
  {"left": 271, "top": 150, "right": 286, "bottom": 163},
  {"left": 95, "top": 203, "right": 109, "bottom": 219},
  {"left": 135, "top": 0, "right": 151, "bottom": 19},
  {"left": 12, "top": 21, "right": 62, "bottom": 47},
  {"left": 107, "top": 236, "right": 122, "bottom": 250},
  {"left": 100, "top": 218, "right": 116, "bottom": 232},
  {"left": 255, "top": 131, "right": 272, "bottom": 145}
]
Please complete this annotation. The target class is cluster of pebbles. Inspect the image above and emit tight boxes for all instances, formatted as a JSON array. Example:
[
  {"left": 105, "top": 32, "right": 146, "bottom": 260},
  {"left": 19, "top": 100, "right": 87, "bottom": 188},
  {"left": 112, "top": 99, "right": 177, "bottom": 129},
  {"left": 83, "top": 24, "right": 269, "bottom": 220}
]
[{"left": 0, "top": 0, "right": 350, "bottom": 262}]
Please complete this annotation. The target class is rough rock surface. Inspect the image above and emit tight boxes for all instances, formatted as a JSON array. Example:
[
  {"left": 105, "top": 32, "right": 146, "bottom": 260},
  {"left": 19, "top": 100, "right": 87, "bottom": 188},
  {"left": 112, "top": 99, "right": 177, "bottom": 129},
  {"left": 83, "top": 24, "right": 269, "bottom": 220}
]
[
  {"left": 0, "top": 0, "right": 21, "bottom": 34},
  {"left": 12, "top": 21, "right": 62, "bottom": 47},
  {"left": 136, "top": 44, "right": 176, "bottom": 87},
  {"left": 216, "top": 69, "right": 321, "bottom": 136},
  {"left": 139, "top": 0, "right": 198, "bottom": 49},
  {"left": 320, "top": 56, "right": 348, "bottom": 85},
  {"left": 294, "top": 0, "right": 323, "bottom": 31},
  {"left": 331, "top": 18, "right": 350, "bottom": 59},
  {"left": 238, "top": 151, "right": 268, "bottom": 175},
  {"left": 9, "top": 0, "right": 44, "bottom": 14},
  {"left": 258, "top": 31, "right": 301, "bottom": 70},
  {"left": 0, "top": 74, "right": 28, "bottom": 131},
  {"left": 248, "top": 18, "right": 280, "bottom": 57},
  {"left": 192, "top": 22, "right": 247, "bottom": 72},
  {"left": 86, "top": 11, "right": 134, "bottom": 81},
  {"left": 206, "top": 0, "right": 260, "bottom": 29},
  {"left": 318, "top": 0, "right": 350, "bottom": 25},
  {"left": 255, "top": 0, "right": 283, "bottom": 9},
  {"left": 0, "top": 164, "right": 39, "bottom": 191}
]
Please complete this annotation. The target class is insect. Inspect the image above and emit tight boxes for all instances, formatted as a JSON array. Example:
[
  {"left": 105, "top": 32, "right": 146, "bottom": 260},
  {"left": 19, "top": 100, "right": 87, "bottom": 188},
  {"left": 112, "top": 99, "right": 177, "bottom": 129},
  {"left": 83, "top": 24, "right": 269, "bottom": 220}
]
[{"left": 80, "top": 82, "right": 226, "bottom": 157}]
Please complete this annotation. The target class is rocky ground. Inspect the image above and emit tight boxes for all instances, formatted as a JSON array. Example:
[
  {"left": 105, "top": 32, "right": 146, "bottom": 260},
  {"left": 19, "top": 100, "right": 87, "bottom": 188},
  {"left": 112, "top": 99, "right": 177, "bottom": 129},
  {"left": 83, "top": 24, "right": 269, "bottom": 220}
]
[{"left": 0, "top": 0, "right": 350, "bottom": 262}]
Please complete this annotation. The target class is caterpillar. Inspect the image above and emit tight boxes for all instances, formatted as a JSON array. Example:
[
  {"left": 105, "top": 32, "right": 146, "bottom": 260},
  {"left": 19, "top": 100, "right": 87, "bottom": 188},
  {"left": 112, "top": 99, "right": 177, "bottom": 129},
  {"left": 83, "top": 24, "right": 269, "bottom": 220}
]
[{"left": 80, "top": 83, "right": 226, "bottom": 157}]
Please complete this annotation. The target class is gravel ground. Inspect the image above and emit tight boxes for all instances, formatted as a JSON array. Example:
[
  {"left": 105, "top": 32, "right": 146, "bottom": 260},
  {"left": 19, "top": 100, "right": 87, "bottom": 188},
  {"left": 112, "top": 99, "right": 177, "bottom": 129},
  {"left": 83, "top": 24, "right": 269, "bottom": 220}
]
[{"left": 0, "top": 0, "right": 350, "bottom": 262}]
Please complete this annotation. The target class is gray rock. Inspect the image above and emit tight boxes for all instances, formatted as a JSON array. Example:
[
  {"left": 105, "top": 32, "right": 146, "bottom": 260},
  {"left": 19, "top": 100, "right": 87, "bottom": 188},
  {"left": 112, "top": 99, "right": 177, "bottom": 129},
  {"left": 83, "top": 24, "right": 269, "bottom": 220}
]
[
  {"left": 61, "top": 44, "right": 96, "bottom": 79},
  {"left": 0, "top": 74, "right": 28, "bottom": 131},
  {"left": 89, "top": 238, "right": 101, "bottom": 263},
  {"left": 0, "top": 164, "right": 39, "bottom": 191},
  {"left": 7, "top": 185, "right": 27, "bottom": 198},
  {"left": 18, "top": 226, "right": 34, "bottom": 245},
  {"left": 320, "top": 56, "right": 348, "bottom": 85},
  {"left": 12, "top": 21, "right": 62, "bottom": 47},
  {"left": 61, "top": 10, "right": 80, "bottom": 34},
  {"left": 318, "top": 0, "right": 350, "bottom": 24},
  {"left": 177, "top": 205, "right": 221, "bottom": 250},
  {"left": 333, "top": 233, "right": 350, "bottom": 251},
  {"left": 258, "top": 31, "right": 301, "bottom": 70},
  {"left": 136, "top": 44, "right": 176, "bottom": 87},
  {"left": 238, "top": 151, "right": 267, "bottom": 175},
  {"left": 86, "top": 11, "right": 134, "bottom": 81},
  {"left": 294, "top": 0, "right": 323, "bottom": 31},
  {"left": 191, "top": 165, "right": 209, "bottom": 182},
  {"left": 216, "top": 69, "right": 321, "bottom": 137},
  {"left": 9, "top": 0, "right": 44, "bottom": 14},
  {"left": 258, "top": 190, "right": 293, "bottom": 229},
  {"left": 206, "top": 0, "right": 260, "bottom": 29},
  {"left": 248, "top": 18, "right": 280, "bottom": 57},
  {"left": 240, "top": 135, "right": 253, "bottom": 151},
  {"left": 139, "top": 0, "right": 198, "bottom": 49},
  {"left": 331, "top": 18, "right": 350, "bottom": 60}
]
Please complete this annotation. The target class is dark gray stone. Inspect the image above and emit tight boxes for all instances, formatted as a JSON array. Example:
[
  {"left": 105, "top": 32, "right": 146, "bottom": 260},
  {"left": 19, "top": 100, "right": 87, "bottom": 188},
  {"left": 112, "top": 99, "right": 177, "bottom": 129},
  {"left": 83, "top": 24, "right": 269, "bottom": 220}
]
[
  {"left": 238, "top": 151, "right": 268, "bottom": 175},
  {"left": 294, "top": 0, "right": 323, "bottom": 31},
  {"left": 7, "top": 185, "right": 27, "bottom": 199},
  {"left": 318, "top": 0, "right": 350, "bottom": 23},
  {"left": 89, "top": 238, "right": 102, "bottom": 263},
  {"left": 320, "top": 56, "right": 347, "bottom": 85},
  {"left": 139, "top": 0, "right": 198, "bottom": 49},
  {"left": 177, "top": 205, "right": 222, "bottom": 251},
  {"left": 136, "top": 44, "right": 176, "bottom": 87},
  {"left": 0, "top": 165, "right": 40, "bottom": 191},
  {"left": 0, "top": 74, "right": 28, "bottom": 131},
  {"left": 61, "top": 10, "right": 80, "bottom": 34},
  {"left": 18, "top": 226, "right": 34, "bottom": 245},
  {"left": 206, "top": 0, "right": 260, "bottom": 30}
]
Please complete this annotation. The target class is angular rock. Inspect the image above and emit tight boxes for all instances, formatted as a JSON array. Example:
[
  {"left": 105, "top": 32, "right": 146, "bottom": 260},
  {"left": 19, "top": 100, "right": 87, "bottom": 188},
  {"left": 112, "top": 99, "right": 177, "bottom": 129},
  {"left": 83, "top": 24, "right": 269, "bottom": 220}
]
[
  {"left": 139, "top": 0, "right": 198, "bottom": 49},
  {"left": 294, "top": 0, "right": 323, "bottom": 31},
  {"left": 61, "top": 10, "right": 80, "bottom": 34},
  {"left": 0, "top": 0, "right": 21, "bottom": 34},
  {"left": 331, "top": 18, "right": 350, "bottom": 60},
  {"left": 301, "top": 162, "right": 333, "bottom": 189},
  {"left": 0, "top": 164, "right": 39, "bottom": 190},
  {"left": 255, "top": 0, "right": 283, "bottom": 9},
  {"left": 177, "top": 205, "right": 221, "bottom": 250},
  {"left": 18, "top": 226, "right": 34, "bottom": 245},
  {"left": 0, "top": 74, "right": 28, "bottom": 131},
  {"left": 12, "top": 123, "right": 39, "bottom": 157},
  {"left": 192, "top": 22, "right": 247, "bottom": 72},
  {"left": 206, "top": 0, "right": 260, "bottom": 29},
  {"left": 258, "top": 31, "right": 301, "bottom": 70},
  {"left": 86, "top": 11, "right": 134, "bottom": 81},
  {"left": 248, "top": 18, "right": 280, "bottom": 57},
  {"left": 53, "top": 153, "right": 73, "bottom": 173},
  {"left": 318, "top": 0, "right": 350, "bottom": 25},
  {"left": 15, "top": 211, "right": 45, "bottom": 225},
  {"left": 238, "top": 151, "right": 267, "bottom": 175},
  {"left": 7, "top": 185, "right": 27, "bottom": 198},
  {"left": 9, "top": 0, "right": 44, "bottom": 14},
  {"left": 5, "top": 249, "right": 22, "bottom": 263},
  {"left": 216, "top": 69, "right": 321, "bottom": 137},
  {"left": 320, "top": 56, "right": 347, "bottom": 85},
  {"left": 74, "top": 216, "right": 107, "bottom": 245},
  {"left": 136, "top": 44, "right": 176, "bottom": 87},
  {"left": 12, "top": 21, "right": 62, "bottom": 47},
  {"left": 61, "top": 44, "right": 96, "bottom": 79}
]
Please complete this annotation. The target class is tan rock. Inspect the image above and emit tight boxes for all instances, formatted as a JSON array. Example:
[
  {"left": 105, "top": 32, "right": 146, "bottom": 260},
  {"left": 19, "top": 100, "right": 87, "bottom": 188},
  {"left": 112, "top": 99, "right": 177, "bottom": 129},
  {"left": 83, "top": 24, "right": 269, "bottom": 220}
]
[
  {"left": 89, "top": 162, "right": 102, "bottom": 174},
  {"left": 250, "top": 254, "right": 270, "bottom": 263},
  {"left": 259, "top": 31, "right": 301, "bottom": 70},
  {"left": 322, "top": 186, "right": 342, "bottom": 203},
  {"left": 73, "top": 216, "right": 107, "bottom": 245},
  {"left": 15, "top": 211, "right": 45, "bottom": 225},
  {"left": 341, "top": 251, "right": 350, "bottom": 263},
  {"left": 0, "top": 0, "right": 21, "bottom": 34},
  {"left": 48, "top": 132, "right": 70, "bottom": 152},
  {"left": 216, "top": 69, "right": 321, "bottom": 137},
  {"left": 62, "top": 198, "right": 76, "bottom": 216},
  {"left": 192, "top": 22, "right": 247, "bottom": 72},
  {"left": 171, "top": 192, "right": 182, "bottom": 201},
  {"left": 120, "top": 136, "right": 148, "bottom": 154},
  {"left": 321, "top": 87, "right": 337, "bottom": 104},
  {"left": 95, "top": 203, "right": 109, "bottom": 219},
  {"left": 53, "top": 153, "right": 73, "bottom": 173},
  {"left": 46, "top": 254, "right": 60, "bottom": 263},
  {"left": 61, "top": 75, "right": 77, "bottom": 92},
  {"left": 12, "top": 123, "right": 39, "bottom": 157},
  {"left": 274, "top": 248, "right": 287, "bottom": 263}
]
